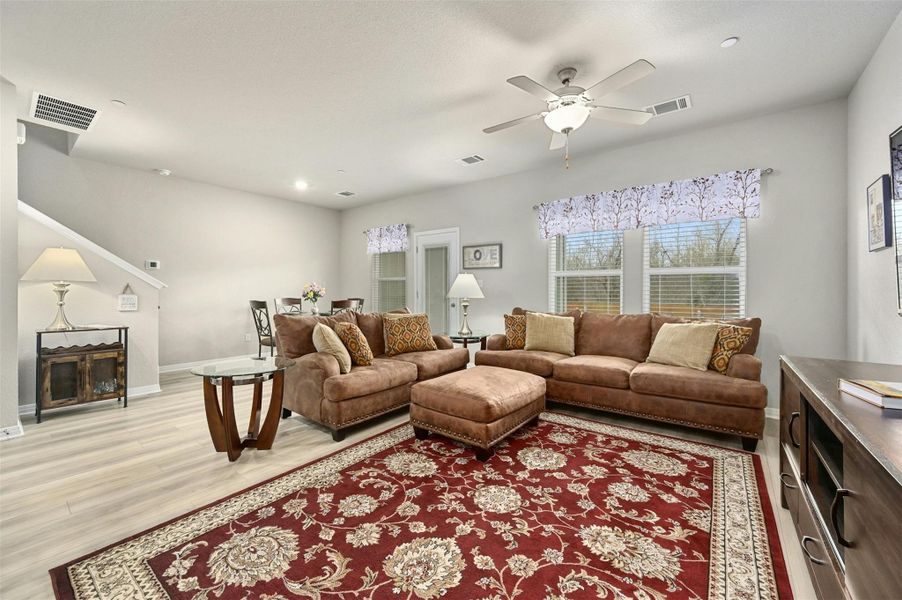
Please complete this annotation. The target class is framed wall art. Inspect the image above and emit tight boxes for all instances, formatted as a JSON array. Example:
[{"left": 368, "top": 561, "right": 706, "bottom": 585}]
[
  {"left": 462, "top": 243, "right": 502, "bottom": 269},
  {"left": 890, "top": 125, "right": 902, "bottom": 314},
  {"left": 867, "top": 174, "right": 892, "bottom": 252}
]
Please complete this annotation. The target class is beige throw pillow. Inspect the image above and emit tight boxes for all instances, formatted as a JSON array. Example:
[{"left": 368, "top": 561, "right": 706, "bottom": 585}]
[
  {"left": 312, "top": 323, "right": 352, "bottom": 374},
  {"left": 646, "top": 322, "right": 721, "bottom": 371},
  {"left": 524, "top": 312, "right": 575, "bottom": 356}
]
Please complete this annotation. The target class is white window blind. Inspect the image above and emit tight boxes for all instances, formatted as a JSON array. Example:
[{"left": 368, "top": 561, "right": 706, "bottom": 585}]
[
  {"left": 643, "top": 218, "right": 747, "bottom": 319},
  {"left": 371, "top": 251, "right": 407, "bottom": 312},
  {"left": 548, "top": 230, "right": 623, "bottom": 314}
]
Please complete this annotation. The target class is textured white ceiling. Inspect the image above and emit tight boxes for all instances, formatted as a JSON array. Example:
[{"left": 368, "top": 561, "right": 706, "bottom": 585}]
[{"left": 2, "top": 1, "right": 899, "bottom": 208}]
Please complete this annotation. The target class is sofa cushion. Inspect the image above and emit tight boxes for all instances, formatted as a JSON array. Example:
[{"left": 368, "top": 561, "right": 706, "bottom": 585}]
[
  {"left": 389, "top": 348, "right": 469, "bottom": 380},
  {"left": 709, "top": 324, "right": 754, "bottom": 374},
  {"left": 474, "top": 349, "right": 569, "bottom": 377},
  {"left": 629, "top": 362, "right": 767, "bottom": 409},
  {"left": 646, "top": 322, "right": 721, "bottom": 371},
  {"left": 312, "top": 323, "right": 352, "bottom": 374},
  {"left": 576, "top": 313, "right": 652, "bottom": 362},
  {"left": 273, "top": 311, "right": 357, "bottom": 358},
  {"left": 553, "top": 355, "right": 638, "bottom": 389},
  {"left": 334, "top": 322, "right": 374, "bottom": 366},
  {"left": 411, "top": 365, "right": 545, "bottom": 423},
  {"left": 323, "top": 358, "right": 417, "bottom": 402},
  {"left": 354, "top": 308, "right": 409, "bottom": 357},
  {"left": 525, "top": 312, "right": 575, "bottom": 356},
  {"left": 383, "top": 313, "right": 438, "bottom": 356},
  {"left": 504, "top": 314, "right": 527, "bottom": 349},
  {"left": 512, "top": 306, "right": 582, "bottom": 338},
  {"left": 651, "top": 314, "right": 761, "bottom": 355}
]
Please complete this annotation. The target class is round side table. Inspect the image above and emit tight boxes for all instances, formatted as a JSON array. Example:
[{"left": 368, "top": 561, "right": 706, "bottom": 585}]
[{"left": 191, "top": 357, "right": 295, "bottom": 462}]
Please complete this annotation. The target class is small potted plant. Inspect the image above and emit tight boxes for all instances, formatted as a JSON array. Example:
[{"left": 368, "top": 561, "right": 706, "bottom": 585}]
[{"left": 302, "top": 282, "right": 326, "bottom": 315}]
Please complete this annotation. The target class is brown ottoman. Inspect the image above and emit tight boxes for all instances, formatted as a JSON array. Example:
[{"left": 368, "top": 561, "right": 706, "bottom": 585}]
[{"left": 410, "top": 365, "right": 546, "bottom": 460}]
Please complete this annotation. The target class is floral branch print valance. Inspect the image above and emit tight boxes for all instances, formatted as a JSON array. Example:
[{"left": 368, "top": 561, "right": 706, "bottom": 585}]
[
  {"left": 537, "top": 168, "right": 761, "bottom": 239},
  {"left": 366, "top": 223, "right": 409, "bottom": 254}
]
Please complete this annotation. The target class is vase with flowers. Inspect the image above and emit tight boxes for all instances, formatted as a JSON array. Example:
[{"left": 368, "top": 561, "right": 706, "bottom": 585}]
[{"left": 302, "top": 282, "right": 326, "bottom": 315}]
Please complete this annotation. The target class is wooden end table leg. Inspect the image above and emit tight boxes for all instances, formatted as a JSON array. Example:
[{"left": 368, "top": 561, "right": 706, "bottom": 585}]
[
  {"left": 247, "top": 376, "right": 263, "bottom": 439},
  {"left": 480, "top": 337, "right": 487, "bottom": 350},
  {"left": 220, "top": 377, "right": 243, "bottom": 462},
  {"left": 202, "top": 377, "right": 227, "bottom": 452},
  {"left": 255, "top": 370, "right": 284, "bottom": 450}
]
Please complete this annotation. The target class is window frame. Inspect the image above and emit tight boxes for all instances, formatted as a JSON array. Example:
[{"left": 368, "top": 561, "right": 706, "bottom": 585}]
[{"left": 548, "top": 230, "right": 624, "bottom": 315}]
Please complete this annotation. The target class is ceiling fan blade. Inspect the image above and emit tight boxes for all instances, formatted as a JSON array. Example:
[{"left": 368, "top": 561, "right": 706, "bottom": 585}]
[
  {"left": 549, "top": 132, "right": 567, "bottom": 150},
  {"left": 584, "top": 59, "right": 655, "bottom": 100},
  {"left": 483, "top": 112, "right": 546, "bottom": 134},
  {"left": 587, "top": 105, "right": 654, "bottom": 125},
  {"left": 506, "top": 76, "right": 560, "bottom": 102}
]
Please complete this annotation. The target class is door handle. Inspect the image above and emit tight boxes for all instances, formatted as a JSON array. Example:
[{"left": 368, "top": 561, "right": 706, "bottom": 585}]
[
  {"left": 788, "top": 411, "right": 800, "bottom": 448},
  {"left": 450, "top": 302, "right": 456, "bottom": 308},
  {"left": 801, "top": 536, "right": 827, "bottom": 565},
  {"left": 779, "top": 472, "right": 797, "bottom": 490},
  {"left": 831, "top": 488, "right": 853, "bottom": 547}
]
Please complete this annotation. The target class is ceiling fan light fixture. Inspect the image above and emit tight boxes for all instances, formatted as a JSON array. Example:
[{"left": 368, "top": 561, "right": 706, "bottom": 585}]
[{"left": 543, "top": 104, "right": 590, "bottom": 133}]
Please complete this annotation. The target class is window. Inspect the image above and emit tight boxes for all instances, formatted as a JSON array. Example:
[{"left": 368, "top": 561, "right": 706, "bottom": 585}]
[
  {"left": 371, "top": 251, "right": 407, "bottom": 312},
  {"left": 548, "top": 231, "right": 623, "bottom": 314},
  {"left": 643, "top": 218, "right": 747, "bottom": 318}
]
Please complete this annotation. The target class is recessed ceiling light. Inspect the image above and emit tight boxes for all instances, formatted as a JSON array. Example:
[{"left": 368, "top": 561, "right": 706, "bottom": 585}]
[
  {"left": 294, "top": 180, "right": 309, "bottom": 191},
  {"left": 337, "top": 169, "right": 346, "bottom": 175},
  {"left": 720, "top": 36, "right": 739, "bottom": 48},
  {"left": 111, "top": 99, "right": 127, "bottom": 107},
  {"left": 154, "top": 168, "right": 171, "bottom": 176}
]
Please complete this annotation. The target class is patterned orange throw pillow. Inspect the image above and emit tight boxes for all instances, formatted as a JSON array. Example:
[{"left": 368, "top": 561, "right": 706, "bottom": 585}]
[
  {"left": 709, "top": 324, "right": 753, "bottom": 374},
  {"left": 504, "top": 314, "right": 527, "bottom": 349},
  {"left": 383, "top": 313, "right": 437, "bottom": 356},
  {"left": 334, "top": 322, "right": 374, "bottom": 366}
]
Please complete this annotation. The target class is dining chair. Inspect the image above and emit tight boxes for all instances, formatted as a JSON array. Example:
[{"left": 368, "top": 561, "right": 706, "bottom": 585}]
[
  {"left": 348, "top": 297, "right": 364, "bottom": 311},
  {"left": 274, "top": 297, "right": 304, "bottom": 314},
  {"left": 330, "top": 299, "right": 362, "bottom": 314},
  {"left": 249, "top": 300, "right": 275, "bottom": 358}
]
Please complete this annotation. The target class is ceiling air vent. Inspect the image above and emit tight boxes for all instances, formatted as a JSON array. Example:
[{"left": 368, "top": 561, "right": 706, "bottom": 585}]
[
  {"left": 29, "top": 92, "right": 100, "bottom": 132},
  {"left": 456, "top": 154, "right": 485, "bottom": 166},
  {"left": 335, "top": 191, "right": 356, "bottom": 197},
  {"left": 645, "top": 95, "right": 692, "bottom": 117}
]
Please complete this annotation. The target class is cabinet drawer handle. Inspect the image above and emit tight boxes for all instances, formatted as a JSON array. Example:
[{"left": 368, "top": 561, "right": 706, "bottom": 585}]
[
  {"left": 779, "top": 472, "right": 797, "bottom": 489},
  {"left": 831, "top": 488, "right": 853, "bottom": 548},
  {"left": 787, "top": 411, "right": 800, "bottom": 448},
  {"left": 801, "top": 536, "right": 827, "bottom": 565}
]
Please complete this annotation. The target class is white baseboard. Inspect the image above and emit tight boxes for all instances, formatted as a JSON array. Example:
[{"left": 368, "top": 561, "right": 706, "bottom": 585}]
[
  {"left": 0, "top": 420, "right": 24, "bottom": 441},
  {"left": 765, "top": 407, "right": 779, "bottom": 420},
  {"left": 17, "top": 383, "right": 162, "bottom": 416},
  {"left": 159, "top": 354, "right": 253, "bottom": 374}
]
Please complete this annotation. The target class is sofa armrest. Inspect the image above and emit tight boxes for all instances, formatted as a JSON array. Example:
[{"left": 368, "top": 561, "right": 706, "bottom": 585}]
[
  {"left": 485, "top": 334, "right": 507, "bottom": 351},
  {"left": 726, "top": 354, "right": 762, "bottom": 382},
  {"left": 432, "top": 335, "right": 454, "bottom": 350},
  {"left": 282, "top": 352, "right": 341, "bottom": 422}
]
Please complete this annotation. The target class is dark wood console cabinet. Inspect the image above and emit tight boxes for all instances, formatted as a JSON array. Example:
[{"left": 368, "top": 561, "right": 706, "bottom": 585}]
[{"left": 779, "top": 356, "right": 902, "bottom": 600}]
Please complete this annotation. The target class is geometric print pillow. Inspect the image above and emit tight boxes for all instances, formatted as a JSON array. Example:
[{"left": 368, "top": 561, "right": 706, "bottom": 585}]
[
  {"left": 504, "top": 314, "right": 527, "bottom": 349},
  {"left": 382, "top": 313, "right": 438, "bottom": 357},
  {"left": 334, "top": 322, "right": 374, "bottom": 366},
  {"left": 709, "top": 324, "right": 754, "bottom": 374}
]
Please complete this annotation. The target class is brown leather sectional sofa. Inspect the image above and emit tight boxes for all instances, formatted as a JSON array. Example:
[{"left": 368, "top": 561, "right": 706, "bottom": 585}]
[
  {"left": 475, "top": 309, "right": 767, "bottom": 450},
  {"left": 273, "top": 310, "right": 469, "bottom": 440}
]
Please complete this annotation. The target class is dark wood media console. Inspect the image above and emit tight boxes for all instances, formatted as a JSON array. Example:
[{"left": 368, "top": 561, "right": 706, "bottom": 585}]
[{"left": 779, "top": 356, "right": 902, "bottom": 600}]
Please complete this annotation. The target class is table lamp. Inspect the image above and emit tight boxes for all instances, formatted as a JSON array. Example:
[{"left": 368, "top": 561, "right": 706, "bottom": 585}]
[
  {"left": 447, "top": 273, "right": 484, "bottom": 337},
  {"left": 21, "top": 247, "right": 97, "bottom": 331}
]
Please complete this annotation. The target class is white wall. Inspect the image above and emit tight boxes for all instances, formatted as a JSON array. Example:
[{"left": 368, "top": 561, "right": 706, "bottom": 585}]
[
  {"left": 17, "top": 125, "right": 342, "bottom": 366},
  {"left": 340, "top": 99, "right": 850, "bottom": 407},
  {"left": 0, "top": 78, "right": 19, "bottom": 433},
  {"left": 846, "top": 13, "right": 902, "bottom": 364},
  {"left": 17, "top": 214, "right": 161, "bottom": 408}
]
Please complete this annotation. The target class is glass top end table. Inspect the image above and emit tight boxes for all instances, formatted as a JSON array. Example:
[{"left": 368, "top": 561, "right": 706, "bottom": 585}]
[
  {"left": 191, "top": 356, "right": 295, "bottom": 462},
  {"left": 446, "top": 332, "right": 489, "bottom": 350}
]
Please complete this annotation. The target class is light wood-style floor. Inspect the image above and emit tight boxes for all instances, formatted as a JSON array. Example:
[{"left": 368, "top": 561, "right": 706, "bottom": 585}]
[{"left": 0, "top": 371, "right": 816, "bottom": 599}]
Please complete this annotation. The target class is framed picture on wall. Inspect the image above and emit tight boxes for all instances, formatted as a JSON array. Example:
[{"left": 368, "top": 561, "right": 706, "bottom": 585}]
[
  {"left": 890, "top": 125, "right": 902, "bottom": 314},
  {"left": 866, "top": 174, "right": 892, "bottom": 251},
  {"left": 462, "top": 243, "right": 502, "bottom": 269}
]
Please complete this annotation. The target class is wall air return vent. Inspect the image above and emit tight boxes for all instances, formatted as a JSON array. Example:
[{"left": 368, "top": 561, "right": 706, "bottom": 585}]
[
  {"left": 335, "top": 191, "right": 356, "bottom": 197},
  {"left": 645, "top": 95, "right": 692, "bottom": 117},
  {"left": 456, "top": 154, "right": 485, "bottom": 166},
  {"left": 29, "top": 92, "right": 100, "bottom": 132}
]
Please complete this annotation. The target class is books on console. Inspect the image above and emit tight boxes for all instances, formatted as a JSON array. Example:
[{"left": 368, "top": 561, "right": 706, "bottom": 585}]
[{"left": 838, "top": 378, "right": 902, "bottom": 409}]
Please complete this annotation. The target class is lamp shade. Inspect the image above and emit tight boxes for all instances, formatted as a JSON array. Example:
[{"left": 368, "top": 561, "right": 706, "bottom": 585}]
[
  {"left": 543, "top": 104, "right": 591, "bottom": 133},
  {"left": 447, "top": 273, "right": 484, "bottom": 299},
  {"left": 21, "top": 247, "right": 96, "bottom": 282}
]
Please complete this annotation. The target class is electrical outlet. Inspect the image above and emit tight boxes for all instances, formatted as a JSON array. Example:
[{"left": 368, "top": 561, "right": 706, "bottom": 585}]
[{"left": 244, "top": 333, "right": 253, "bottom": 342}]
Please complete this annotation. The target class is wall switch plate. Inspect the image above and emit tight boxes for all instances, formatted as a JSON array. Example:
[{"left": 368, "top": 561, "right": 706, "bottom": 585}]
[
  {"left": 145, "top": 259, "right": 161, "bottom": 270},
  {"left": 244, "top": 333, "right": 253, "bottom": 342}
]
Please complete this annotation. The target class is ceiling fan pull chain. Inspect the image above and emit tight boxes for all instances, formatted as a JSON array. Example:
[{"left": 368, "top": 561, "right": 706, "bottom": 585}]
[{"left": 564, "top": 132, "right": 570, "bottom": 170}]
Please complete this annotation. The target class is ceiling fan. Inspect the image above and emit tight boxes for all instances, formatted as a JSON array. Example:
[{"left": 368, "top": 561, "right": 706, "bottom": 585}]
[{"left": 483, "top": 60, "right": 656, "bottom": 154}]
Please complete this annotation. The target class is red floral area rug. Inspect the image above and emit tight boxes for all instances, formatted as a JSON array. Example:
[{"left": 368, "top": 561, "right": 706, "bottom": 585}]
[{"left": 51, "top": 413, "right": 792, "bottom": 600}]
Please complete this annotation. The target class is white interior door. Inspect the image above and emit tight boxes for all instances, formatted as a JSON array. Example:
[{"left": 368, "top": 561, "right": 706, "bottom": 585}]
[{"left": 414, "top": 228, "right": 460, "bottom": 335}]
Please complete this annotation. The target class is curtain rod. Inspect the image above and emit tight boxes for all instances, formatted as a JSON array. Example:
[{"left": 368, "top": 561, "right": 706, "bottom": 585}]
[{"left": 531, "top": 168, "right": 774, "bottom": 210}]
